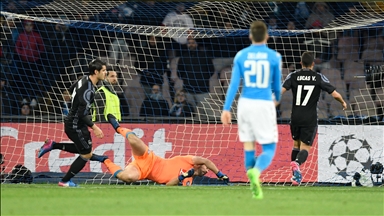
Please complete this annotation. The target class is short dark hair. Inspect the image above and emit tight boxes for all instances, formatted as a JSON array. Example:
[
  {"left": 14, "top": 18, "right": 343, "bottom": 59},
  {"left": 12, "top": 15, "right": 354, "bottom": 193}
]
[
  {"left": 88, "top": 59, "right": 106, "bottom": 75},
  {"left": 301, "top": 52, "right": 314, "bottom": 68},
  {"left": 250, "top": 21, "right": 267, "bottom": 43}
]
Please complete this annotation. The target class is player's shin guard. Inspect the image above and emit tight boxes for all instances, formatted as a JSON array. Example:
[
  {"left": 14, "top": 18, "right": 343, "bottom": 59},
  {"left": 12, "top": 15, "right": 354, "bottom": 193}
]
[
  {"left": 61, "top": 155, "right": 88, "bottom": 182},
  {"left": 254, "top": 143, "right": 277, "bottom": 172},
  {"left": 117, "top": 128, "right": 136, "bottom": 139},
  {"left": 295, "top": 150, "right": 308, "bottom": 165},
  {"left": 244, "top": 150, "right": 256, "bottom": 170},
  {"left": 104, "top": 159, "right": 123, "bottom": 178}
]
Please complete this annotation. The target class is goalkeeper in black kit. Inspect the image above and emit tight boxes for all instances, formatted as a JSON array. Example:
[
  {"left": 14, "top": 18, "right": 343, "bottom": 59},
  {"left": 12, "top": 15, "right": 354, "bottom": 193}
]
[{"left": 37, "top": 59, "right": 109, "bottom": 187}]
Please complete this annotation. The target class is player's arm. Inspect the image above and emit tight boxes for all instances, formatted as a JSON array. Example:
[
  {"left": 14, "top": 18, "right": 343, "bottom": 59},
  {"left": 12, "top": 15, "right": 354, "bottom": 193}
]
[
  {"left": 331, "top": 90, "right": 347, "bottom": 110},
  {"left": 281, "top": 72, "right": 293, "bottom": 96},
  {"left": 272, "top": 53, "right": 282, "bottom": 104},
  {"left": 77, "top": 88, "right": 104, "bottom": 138},
  {"left": 319, "top": 74, "right": 347, "bottom": 110},
  {"left": 221, "top": 54, "right": 241, "bottom": 125},
  {"left": 94, "top": 90, "right": 106, "bottom": 122},
  {"left": 192, "top": 156, "right": 228, "bottom": 181},
  {"left": 77, "top": 88, "right": 95, "bottom": 127},
  {"left": 165, "top": 177, "right": 180, "bottom": 186}
]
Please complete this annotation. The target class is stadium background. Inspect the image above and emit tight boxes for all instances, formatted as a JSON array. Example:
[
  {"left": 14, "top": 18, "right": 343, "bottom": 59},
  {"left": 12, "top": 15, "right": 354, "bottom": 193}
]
[{"left": 0, "top": 1, "right": 383, "bottom": 186}]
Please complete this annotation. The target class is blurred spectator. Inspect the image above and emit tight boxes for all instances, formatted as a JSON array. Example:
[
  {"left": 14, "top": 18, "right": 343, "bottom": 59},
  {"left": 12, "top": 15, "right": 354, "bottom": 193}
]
[
  {"left": 46, "top": 19, "right": 77, "bottom": 80},
  {"left": 177, "top": 38, "right": 215, "bottom": 109},
  {"left": 162, "top": 3, "right": 194, "bottom": 57},
  {"left": 5, "top": 1, "right": 20, "bottom": 14},
  {"left": 135, "top": 35, "right": 168, "bottom": 95},
  {"left": 149, "top": 84, "right": 164, "bottom": 100},
  {"left": 108, "top": 32, "right": 129, "bottom": 65},
  {"left": 1, "top": 76, "right": 18, "bottom": 115},
  {"left": 305, "top": 2, "right": 334, "bottom": 29},
  {"left": 287, "top": 21, "right": 296, "bottom": 30},
  {"left": 1, "top": 16, "right": 18, "bottom": 87},
  {"left": 268, "top": 17, "right": 278, "bottom": 30},
  {"left": 20, "top": 103, "right": 31, "bottom": 116},
  {"left": 169, "top": 89, "right": 194, "bottom": 117},
  {"left": 294, "top": 2, "right": 310, "bottom": 22},
  {"left": 15, "top": 20, "right": 45, "bottom": 99},
  {"left": 140, "top": 84, "right": 169, "bottom": 117}
]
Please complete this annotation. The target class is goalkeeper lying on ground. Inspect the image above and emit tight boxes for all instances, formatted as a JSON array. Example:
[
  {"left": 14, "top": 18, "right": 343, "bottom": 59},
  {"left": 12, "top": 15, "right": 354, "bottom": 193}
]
[{"left": 104, "top": 114, "right": 229, "bottom": 186}]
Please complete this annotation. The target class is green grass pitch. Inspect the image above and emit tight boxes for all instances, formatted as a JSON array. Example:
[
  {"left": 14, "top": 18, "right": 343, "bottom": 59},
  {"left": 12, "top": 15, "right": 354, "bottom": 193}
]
[{"left": 1, "top": 184, "right": 383, "bottom": 215}]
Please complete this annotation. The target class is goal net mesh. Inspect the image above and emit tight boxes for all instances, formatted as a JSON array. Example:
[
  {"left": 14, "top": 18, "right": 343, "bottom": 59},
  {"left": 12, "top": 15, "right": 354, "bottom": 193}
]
[{"left": 1, "top": 1, "right": 383, "bottom": 186}]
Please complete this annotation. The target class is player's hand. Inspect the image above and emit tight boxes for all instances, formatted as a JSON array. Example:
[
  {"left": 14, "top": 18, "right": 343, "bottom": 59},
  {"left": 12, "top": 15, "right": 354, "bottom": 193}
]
[
  {"left": 92, "top": 125, "right": 104, "bottom": 138},
  {"left": 216, "top": 171, "right": 229, "bottom": 183},
  {"left": 221, "top": 111, "right": 231, "bottom": 126},
  {"left": 182, "top": 168, "right": 195, "bottom": 178},
  {"left": 274, "top": 100, "right": 280, "bottom": 107},
  {"left": 178, "top": 168, "right": 194, "bottom": 182},
  {"left": 342, "top": 101, "right": 347, "bottom": 110}
]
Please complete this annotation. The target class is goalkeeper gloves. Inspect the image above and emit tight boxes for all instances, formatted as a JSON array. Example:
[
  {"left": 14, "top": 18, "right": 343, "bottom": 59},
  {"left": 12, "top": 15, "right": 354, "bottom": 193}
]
[
  {"left": 178, "top": 168, "right": 195, "bottom": 182},
  {"left": 216, "top": 171, "right": 229, "bottom": 183}
]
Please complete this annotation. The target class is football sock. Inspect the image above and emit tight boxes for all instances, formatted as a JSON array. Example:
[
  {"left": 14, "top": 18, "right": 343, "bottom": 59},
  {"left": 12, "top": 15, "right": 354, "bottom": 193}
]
[
  {"left": 244, "top": 150, "right": 256, "bottom": 170},
  {"left": 255, "top": 143, "right": 277, "bottom": 172},
  {"left": 52, "top": 142, "right": 79, "bottom": 154},
  {"left": 61, "top": 155, "right": 88, "bottom": 182},
  {"left": 117, "top": 127, "right": 135, "bottom": 139},
  {"left": 291, "top": 148, "right": 300, "bottom": 161},
  {"left": 90, "top": 154, "right": 108, "bottom": 162},
  {"left": 295, "top": 150, "right": 309, "bottom": 165},
  {"left": 104, "top": 159, "right": 122, "bottom": 178}
]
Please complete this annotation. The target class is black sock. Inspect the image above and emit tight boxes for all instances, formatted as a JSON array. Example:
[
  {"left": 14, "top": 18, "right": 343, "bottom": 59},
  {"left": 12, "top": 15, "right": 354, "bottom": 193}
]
[
  {"left": 291, "top": 148, "right": 300, "bottom": 161},
  {"left": 295, "top": 150, "right": 309, "bottom": 165},
  {"left": 52, "top": 142, "right": 79, "bottom": 154},
  {"left": 61, "top": 156, "right": 88, "bottom": 182},
  {"left": 90, "top": 154, "right": 107, "bottom": 162}
]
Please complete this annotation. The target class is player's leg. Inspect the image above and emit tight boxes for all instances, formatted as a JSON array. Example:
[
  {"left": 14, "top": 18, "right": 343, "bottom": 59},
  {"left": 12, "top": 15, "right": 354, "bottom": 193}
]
[
  {"left": 59, "top": 127, "right": 107, "bottom": 187},
  {"left": 107, "top": 114, "right": 147, "bottom": 156},
  {"left": 249, "top": 101, "right": 278, "bottom": 199},
  {"left": 37, "top": 139, "right": 79, "bottom": 158},
  {"left": 103, "top": 160, "right": 140, "bottom": 183},
  {"left": 237, "top": 98, "right": 256, "bottom": 171},
  {"left": 237, "top": 98, "right": 264, "bottom": 199},
  {"left": 289, "top": 124, "right": 302, "bottom": 183},
  {"left": 295, "top": 126, "right": 317, "bottom": 166}
]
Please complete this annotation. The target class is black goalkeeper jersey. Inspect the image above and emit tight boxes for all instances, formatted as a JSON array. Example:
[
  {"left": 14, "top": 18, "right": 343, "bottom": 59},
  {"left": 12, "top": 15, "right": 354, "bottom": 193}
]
[
  {"left": 282, "top": 69, "right": 336, "bottom": 126},
  {"left": 65, "top": 76, "right": 96, "bottom": 128}
]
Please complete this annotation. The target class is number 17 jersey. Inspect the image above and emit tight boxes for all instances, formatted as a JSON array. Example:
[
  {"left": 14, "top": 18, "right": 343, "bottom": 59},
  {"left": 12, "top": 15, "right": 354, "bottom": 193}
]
[{"left": 282, "top": 69, "right": 336, "bottom": 126}]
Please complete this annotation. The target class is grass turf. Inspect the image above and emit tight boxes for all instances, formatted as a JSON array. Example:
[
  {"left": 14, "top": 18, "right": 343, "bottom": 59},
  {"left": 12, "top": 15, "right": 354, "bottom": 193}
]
[{"left": 1, "top": 184, "right": 383, "bottom": 215}]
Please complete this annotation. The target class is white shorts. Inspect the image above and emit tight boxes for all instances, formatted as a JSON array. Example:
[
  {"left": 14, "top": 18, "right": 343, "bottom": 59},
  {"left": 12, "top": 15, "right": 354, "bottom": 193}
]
[{"left": 237, "top": 98, "right": 278, "bottom": 144}]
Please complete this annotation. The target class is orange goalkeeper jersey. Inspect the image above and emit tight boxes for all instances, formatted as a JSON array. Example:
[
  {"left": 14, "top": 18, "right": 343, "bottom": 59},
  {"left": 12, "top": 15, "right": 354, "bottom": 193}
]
[{"left": 148, "top": 155, "right": 194, "bottom": 184}]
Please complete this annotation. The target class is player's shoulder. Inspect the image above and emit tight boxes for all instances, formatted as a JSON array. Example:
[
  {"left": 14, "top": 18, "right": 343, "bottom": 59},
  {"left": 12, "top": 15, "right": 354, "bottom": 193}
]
[
  {"left": 316, "top": 71, "right": 331, "bottom": 83},
  {"left": 285, "top": 70, "right": 300, "bottom": 80}
]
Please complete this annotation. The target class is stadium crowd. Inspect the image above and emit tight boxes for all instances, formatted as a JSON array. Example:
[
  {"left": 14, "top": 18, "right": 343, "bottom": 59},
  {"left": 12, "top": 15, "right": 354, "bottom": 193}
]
[{"left": 1, "top": 1, "right": 383, "bottom": 121}]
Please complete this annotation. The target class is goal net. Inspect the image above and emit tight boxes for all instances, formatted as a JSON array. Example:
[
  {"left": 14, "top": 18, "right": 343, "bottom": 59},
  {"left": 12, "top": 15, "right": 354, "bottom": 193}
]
[{"left": 1, "top": 1, "right": 383, "bottom": 186}]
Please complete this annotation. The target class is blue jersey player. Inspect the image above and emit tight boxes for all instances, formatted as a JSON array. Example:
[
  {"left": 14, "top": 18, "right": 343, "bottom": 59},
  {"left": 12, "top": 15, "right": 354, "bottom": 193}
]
[{"left": 221, "top": 21, "right": 282, "bottom": 199}]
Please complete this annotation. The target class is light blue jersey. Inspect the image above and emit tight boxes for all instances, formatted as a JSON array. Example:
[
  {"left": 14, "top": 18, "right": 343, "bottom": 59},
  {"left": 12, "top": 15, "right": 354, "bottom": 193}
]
[{"left": 223, "top": 44, "right": 282, "bottom": 111}]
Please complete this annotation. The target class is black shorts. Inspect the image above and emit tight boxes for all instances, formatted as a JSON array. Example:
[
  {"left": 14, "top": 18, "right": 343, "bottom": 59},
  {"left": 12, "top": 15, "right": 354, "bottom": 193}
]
[
  {"left": 290, "top": 125, "right": 317, "bottom": 146},
  {"left": 64, "top": 124, "right": 92, "bottom": 154}
]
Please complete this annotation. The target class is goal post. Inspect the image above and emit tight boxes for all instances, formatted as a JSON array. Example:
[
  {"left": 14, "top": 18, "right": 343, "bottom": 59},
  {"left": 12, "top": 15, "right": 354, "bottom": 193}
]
[{"left": 0, "top": 1, "right": 383, "bottom": 186}]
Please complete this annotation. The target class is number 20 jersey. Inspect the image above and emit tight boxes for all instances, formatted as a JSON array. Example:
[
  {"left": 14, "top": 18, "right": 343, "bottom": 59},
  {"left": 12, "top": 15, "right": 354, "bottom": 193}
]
[{"left": 282, "top": 69, "right": 336, "bottom": 126}]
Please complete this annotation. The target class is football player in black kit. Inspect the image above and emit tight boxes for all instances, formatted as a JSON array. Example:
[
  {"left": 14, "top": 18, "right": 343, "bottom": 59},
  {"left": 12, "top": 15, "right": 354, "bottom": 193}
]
[
  {"left": 37, "top": 59, "right": 108, "bottom": 187},
  {"left": 281, "top": 52, "right": 347, "bottom": 184}
]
